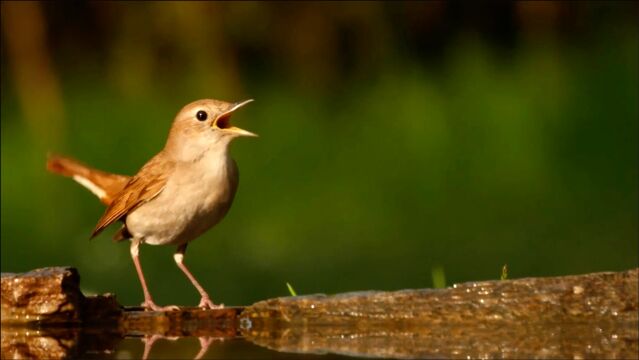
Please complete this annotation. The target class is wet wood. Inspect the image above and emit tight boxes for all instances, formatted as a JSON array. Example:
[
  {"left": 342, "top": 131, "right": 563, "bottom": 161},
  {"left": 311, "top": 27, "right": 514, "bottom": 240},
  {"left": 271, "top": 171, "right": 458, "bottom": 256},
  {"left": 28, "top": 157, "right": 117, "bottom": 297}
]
[
  {"left": 2, "top": 267, "right": 637, "bottom": 359},
  {"left": 241, "top": 268, "right": 638, "bottom": 359},
  {"left": 242, "top": 268, "right": 638, "bottom": 324},
  {"left": 1, "top": 267, "right": 241, "bottom": 332},
  {"left": 120, "top": 306, "right": 242, "bottom": 337},
  {"left": 1, "top": 267, "right": 121, "bottom": 325},
  {"left": 2, "top": 267, "right": 242, "bottom": 359}
]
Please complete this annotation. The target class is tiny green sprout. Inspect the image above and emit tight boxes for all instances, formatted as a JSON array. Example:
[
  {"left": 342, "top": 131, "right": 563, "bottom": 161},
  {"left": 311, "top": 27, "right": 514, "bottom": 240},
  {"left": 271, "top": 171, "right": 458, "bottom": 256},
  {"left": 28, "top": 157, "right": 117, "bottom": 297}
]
[
  {"left": 286, "top": 282, "right": 298, "bottom": 296},
  {"left": 431, "top": 266, "right": 446, "bottom": 289},
  {"left": 501, "top": 264, "right": 508, "bottom": 280}
]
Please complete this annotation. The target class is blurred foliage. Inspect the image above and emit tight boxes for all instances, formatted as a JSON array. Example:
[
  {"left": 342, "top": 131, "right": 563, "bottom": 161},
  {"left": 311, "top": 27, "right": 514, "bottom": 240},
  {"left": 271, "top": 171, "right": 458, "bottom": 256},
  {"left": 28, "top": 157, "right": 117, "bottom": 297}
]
[{"left": 1, "top": 2, "right": 637, "bottom": 307}]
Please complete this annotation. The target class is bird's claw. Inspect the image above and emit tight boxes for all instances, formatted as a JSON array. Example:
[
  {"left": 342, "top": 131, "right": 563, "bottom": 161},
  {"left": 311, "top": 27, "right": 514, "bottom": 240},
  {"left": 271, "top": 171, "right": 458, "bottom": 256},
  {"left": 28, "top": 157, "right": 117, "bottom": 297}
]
[
  {"left": 141, "top": 300, "right": 179, "bottom": 311},
  {"left": 198, "top": 297, "right": 224, "bottom": 309}
]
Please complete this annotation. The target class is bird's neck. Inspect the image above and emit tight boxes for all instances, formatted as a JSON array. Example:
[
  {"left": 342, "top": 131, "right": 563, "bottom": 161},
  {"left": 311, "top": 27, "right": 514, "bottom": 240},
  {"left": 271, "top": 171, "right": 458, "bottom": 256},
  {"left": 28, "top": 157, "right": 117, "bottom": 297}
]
[
  {"left": 164, "top": 137, "right": 232, "bottom": 164},
  {"left": 163, "top": 145, "right": 233, "bottom": 185}
]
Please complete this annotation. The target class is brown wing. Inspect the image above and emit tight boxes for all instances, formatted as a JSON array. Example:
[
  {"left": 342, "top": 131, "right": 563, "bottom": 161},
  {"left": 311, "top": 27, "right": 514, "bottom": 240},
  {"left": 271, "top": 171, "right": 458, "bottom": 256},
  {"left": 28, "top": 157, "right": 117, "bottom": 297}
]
[{"left": 90, "top": 154, "right": 174, "bottom": 238}]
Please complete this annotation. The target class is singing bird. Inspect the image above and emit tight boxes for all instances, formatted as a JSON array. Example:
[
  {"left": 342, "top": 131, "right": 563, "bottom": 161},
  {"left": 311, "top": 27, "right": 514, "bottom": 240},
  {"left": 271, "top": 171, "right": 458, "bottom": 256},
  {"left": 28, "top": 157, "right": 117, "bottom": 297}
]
[{"left": 47, "top": 99, "right": 256, "bottom": 311}]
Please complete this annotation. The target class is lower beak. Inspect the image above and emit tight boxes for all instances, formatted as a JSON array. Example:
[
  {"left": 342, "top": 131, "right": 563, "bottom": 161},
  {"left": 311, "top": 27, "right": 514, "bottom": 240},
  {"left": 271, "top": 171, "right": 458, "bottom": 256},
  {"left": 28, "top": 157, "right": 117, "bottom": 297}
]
[
  {"left": 216, "top": 99, "right": 258, "bottom": 137},
  {"left": 229, "top": 126, "right": 258, "bottom": 137}
]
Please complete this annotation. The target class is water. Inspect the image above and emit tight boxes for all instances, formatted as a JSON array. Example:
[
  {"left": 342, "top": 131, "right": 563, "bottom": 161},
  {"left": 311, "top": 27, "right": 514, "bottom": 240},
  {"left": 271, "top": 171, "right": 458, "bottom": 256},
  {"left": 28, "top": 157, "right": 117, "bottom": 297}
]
[{"left": 3, "top": 320, "right": 637, "bottom": 359}]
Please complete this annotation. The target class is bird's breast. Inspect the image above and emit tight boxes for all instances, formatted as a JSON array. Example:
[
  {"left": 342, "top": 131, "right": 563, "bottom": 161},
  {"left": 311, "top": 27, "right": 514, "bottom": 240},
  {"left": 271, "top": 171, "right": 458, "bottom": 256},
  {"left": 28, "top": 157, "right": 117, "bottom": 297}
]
[{"left": 126, "top": 156, "right": 239, "bottom": 246}]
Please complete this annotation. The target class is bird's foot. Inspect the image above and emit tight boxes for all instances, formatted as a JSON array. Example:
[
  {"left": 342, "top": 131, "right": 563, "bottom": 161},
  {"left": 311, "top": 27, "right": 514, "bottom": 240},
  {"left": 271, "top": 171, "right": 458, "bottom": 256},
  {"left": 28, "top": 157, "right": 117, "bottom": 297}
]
[
  {"left": 141, "top": 300, "right": 179, "bottom": 312},
  {"left": 198, "top": 296, "right": 224, "bottom": 309}
]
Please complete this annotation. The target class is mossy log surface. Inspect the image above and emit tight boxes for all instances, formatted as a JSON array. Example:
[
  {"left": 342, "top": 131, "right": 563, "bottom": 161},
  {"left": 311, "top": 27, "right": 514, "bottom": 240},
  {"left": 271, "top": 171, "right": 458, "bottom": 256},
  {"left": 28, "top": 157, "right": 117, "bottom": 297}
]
[{"left": 1, "top": 267, "right": 637, "bottom": 359}]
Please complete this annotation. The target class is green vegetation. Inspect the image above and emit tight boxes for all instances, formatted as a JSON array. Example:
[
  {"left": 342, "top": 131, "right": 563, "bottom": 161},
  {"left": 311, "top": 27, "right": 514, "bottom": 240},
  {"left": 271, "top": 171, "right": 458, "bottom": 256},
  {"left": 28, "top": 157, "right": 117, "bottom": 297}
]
[
  {"left": 501, "top": 265, "right": 508, "bottom": 281},
  {"left": 286, "top": 282, "right": 298, "bottom": 297},
  {"left": 431, "top": 266, "right": 447, "bottom": 289}
]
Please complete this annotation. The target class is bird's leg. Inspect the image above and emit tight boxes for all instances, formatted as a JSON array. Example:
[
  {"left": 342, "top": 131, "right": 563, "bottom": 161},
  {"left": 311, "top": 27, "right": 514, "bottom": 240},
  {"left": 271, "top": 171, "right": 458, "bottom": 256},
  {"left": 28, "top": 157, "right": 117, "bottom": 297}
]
[
  {"left": 174, "top": 244, "right": 224, "bottom": 309},
  {"left": 130, "top": 239, "right": 178, "bottom": 311}
]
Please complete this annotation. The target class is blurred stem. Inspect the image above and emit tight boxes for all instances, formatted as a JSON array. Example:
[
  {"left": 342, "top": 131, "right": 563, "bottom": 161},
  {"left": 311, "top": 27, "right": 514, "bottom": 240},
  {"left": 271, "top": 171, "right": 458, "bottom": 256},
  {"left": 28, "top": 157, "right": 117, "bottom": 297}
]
[
  {"left": 1, "top": 1, "right": 65, "bottom": 150},
  {"left": 501, "top": 264, "right": 508, "bottom": 280},
  {"left": 431, "top": 266, "right": 446, "bottom": 289}
]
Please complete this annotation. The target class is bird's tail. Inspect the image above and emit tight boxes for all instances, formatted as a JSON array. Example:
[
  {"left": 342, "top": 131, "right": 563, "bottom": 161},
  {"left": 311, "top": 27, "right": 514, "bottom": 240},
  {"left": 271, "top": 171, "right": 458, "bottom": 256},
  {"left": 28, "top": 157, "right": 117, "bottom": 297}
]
[{"left": 46, "top": 154, "right": 130, "bottom": 206}]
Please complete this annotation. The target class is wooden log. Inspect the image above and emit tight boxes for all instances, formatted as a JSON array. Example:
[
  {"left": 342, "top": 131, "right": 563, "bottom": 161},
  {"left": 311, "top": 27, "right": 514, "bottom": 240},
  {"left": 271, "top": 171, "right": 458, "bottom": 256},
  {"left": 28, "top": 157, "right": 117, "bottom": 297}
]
[
  {"left": 240, "top": 269, "right": 639, "bottom": 359},
  {"left": 1, "top": 267, "right": 241, "bottom": 358},
  {"left": 119, "top": 306, "right": 242, "bottom": 337},
  {"left": 2, "top": 267, "right": 637, "bottom": 359},
  {"left": 242, "top": 269, "right": 638, "bottom": 324},
  {"left": 1, "top": 267, "right": 120, "bottom": 325}
]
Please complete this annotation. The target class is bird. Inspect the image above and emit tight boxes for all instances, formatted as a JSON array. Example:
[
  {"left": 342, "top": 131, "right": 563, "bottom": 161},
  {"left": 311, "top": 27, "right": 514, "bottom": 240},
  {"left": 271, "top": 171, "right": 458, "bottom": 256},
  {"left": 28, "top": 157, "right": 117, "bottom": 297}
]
[{"left": 46, "top": 99, "right": 256, "bottom": 311}]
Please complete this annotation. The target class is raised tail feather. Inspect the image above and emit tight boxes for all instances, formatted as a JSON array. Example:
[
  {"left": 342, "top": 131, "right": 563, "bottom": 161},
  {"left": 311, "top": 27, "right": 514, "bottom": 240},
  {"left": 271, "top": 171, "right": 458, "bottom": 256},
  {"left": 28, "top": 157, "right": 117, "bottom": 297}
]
[{"left": 46, "top": 154, "right": 130, "bottom": 206}]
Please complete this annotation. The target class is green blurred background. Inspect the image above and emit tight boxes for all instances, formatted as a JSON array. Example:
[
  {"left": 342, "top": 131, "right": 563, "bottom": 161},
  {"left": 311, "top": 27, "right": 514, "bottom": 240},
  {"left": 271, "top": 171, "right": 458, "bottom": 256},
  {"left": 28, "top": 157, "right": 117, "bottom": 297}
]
[{"left": 1, "top": 2, "right": 637, "bottom": 307}]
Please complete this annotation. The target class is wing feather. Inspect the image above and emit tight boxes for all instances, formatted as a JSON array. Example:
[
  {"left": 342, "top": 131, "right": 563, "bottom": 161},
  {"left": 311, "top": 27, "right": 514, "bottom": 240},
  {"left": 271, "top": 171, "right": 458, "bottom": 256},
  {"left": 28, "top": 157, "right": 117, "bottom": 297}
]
[{"left": 90, "top": 154, "right": 174, "bottom": 238}]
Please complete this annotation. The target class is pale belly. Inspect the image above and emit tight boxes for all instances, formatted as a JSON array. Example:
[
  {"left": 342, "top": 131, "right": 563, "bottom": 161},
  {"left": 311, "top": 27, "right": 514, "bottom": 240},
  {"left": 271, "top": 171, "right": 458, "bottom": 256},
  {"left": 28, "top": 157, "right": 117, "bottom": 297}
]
[{"left": 126, "top": 160, "right": 238, "bottom": 246}]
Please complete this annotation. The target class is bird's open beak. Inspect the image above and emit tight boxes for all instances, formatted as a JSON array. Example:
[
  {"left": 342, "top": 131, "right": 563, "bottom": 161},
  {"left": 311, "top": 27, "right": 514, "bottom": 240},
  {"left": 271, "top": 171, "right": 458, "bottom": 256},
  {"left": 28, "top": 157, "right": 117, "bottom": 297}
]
[{"left": 214, "top": 99, "right": 257, "bottom": 137}]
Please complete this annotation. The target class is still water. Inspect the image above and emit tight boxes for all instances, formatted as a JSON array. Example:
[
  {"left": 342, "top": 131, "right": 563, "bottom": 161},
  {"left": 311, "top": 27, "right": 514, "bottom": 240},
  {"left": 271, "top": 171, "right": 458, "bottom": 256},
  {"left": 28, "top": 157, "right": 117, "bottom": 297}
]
[
  {"left": 90, "top": 337, "right": 350, "bottom": 359},
  {"left": 1, "top": 328, "right": 350, "bottom": 359},
  {"left": 3, "top": 319, "right": 637, "bottom": 359}
]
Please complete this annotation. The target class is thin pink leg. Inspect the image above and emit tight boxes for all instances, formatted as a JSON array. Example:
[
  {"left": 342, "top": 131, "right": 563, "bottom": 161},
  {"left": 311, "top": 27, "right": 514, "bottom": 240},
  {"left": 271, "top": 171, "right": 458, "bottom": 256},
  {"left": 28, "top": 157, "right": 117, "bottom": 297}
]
[
  {"left": 130, "top": 239, "right": 178, "bottom": 311},
  {"left": 174, "top": 244, "right": 224, "bottom": 309}
]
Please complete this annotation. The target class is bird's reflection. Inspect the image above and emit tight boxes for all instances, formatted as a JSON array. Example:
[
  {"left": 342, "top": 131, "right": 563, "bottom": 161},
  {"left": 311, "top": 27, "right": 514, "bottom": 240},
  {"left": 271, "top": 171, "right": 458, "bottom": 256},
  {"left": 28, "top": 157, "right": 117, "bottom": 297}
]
[{"left": 141, "top": 335, "right": 221, "bottom": 360}]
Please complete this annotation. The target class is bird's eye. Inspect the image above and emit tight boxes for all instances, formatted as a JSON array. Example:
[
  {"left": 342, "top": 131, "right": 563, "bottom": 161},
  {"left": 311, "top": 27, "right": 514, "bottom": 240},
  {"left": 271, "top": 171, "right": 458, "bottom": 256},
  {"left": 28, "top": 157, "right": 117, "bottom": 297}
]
[{"left": 196, "top": 110, "right": 208, "bottom": 121}]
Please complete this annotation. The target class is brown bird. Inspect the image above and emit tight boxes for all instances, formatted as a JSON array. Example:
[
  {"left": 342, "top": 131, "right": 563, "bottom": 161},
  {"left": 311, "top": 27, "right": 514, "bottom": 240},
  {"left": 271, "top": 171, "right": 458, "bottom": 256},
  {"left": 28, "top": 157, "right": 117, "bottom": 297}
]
[{"left": 47, "top": 99, "right": 256, "bottom": 311}]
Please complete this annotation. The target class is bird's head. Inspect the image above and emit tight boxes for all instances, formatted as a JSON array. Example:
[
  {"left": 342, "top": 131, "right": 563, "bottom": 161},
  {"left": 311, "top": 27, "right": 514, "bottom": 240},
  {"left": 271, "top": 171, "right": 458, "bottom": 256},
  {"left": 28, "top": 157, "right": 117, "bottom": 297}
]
[{"left": 165, "top": 98, "right": 256, "bottom": 161}]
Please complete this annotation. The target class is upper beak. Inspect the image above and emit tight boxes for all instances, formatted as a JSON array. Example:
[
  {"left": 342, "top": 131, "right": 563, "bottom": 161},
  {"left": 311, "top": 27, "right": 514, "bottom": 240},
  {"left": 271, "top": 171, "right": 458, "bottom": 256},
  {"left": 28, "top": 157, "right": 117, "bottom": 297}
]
[{"left": 215, "top": 99, "right": 257, "bottom": 137}]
